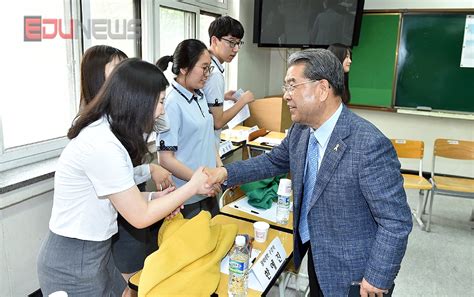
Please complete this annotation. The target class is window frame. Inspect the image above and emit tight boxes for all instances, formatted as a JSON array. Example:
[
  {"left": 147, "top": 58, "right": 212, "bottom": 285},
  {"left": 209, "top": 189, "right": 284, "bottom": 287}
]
[
  {"left": 0, "top": 0, "right": 82, "bottom": 172},
  {"left": 152, "top": 0, "right": 200, "bottom": 62},
  {"left": 0, "top": 0, "right": 141, "bottom": 172}
]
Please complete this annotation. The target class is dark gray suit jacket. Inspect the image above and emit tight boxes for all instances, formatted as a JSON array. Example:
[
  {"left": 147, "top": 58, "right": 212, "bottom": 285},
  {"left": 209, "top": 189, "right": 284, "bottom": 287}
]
[{"left": 225, "top": 106, "right": 412, "bottom": 296}]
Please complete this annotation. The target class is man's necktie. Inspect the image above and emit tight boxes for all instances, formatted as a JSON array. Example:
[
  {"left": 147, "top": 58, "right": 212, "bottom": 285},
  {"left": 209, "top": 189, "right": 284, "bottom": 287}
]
[{"left": 299, "top": 134, "right": 319, "bottom": 244}]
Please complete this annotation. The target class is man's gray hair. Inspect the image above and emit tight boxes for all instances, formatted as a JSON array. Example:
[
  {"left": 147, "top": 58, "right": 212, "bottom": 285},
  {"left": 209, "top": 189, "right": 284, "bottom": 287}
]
[{"left": 288, "top": 49, "right": 344, "bottom": 97}]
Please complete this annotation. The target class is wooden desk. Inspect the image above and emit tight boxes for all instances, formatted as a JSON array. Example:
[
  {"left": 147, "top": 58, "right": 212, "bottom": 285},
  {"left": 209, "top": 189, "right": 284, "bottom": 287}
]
[
  {"left": 128, "top": 215, "right": 293, "bottom": 297},
  {"left": 220, "top": 125, "right": 251, "bottom": 145},
  {"left": 213, "top": 215, "right": 293, "bottom": 296},
  {"left": 220, "top": 196, "right": 293, "bottom": 233}
]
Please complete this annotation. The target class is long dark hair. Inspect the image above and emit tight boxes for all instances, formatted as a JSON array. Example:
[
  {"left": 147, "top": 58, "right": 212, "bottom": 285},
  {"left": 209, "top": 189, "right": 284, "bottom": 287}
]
[
  {"left": 69, "top": 58, "right": 169, "bottom": 166},
  {"left": 327, "top": 43, "right": 351, "bottom": 104},
  {"left": 156, "top": 39, "right": 208, "bottom": 75},
  {"left": 80, "top": 45, "right": 128, "bottom": 107}
]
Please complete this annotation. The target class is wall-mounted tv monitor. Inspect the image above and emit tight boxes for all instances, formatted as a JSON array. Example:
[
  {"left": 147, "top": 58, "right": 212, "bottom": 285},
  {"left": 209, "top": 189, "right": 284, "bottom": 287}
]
[{"left": 253, "top": 0, "right": 365, "bottom": 48}]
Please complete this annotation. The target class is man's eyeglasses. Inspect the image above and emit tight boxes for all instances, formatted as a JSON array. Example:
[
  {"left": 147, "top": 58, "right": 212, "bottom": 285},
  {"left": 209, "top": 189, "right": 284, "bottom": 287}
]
[
  {"left": 281, "top": 80, "right": 319, "bottom": 94},
  {"left": 201, "top": 65, "right": 215, "bottom": 75},
  {"left": 221, "top": 37, "right": 244, "bottom": 49}
]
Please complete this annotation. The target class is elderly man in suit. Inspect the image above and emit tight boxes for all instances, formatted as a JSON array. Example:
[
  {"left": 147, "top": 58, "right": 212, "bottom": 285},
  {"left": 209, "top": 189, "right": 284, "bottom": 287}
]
[{"left": 206, "top": 49, "right": 412, "bottom": 297}]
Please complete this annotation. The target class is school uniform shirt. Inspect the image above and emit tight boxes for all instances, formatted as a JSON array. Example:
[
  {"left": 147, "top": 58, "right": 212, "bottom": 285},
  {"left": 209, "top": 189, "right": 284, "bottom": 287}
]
[
  {"left": 203, "top": 55, "right": 225, "bottom": 145},
  {"left": 158, "top": 80, "right": 217, "bottom": 204},
  {"left": 49, "top": 117, "right": 136, "bottom": 241}
]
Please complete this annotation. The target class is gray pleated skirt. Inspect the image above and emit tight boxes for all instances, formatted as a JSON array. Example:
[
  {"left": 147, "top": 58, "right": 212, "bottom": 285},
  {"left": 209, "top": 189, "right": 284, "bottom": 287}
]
[{"left": 37, "top": 230, "right": 126, "bottom": 297}]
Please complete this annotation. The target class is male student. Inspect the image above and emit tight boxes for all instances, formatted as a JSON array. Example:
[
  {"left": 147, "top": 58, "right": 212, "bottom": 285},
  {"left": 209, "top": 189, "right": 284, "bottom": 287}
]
[
  {"left": 206, "top": 49, "right": 412, "bottom": 296},
  {"left": 203, "top": 16, "right": 255, "bottom": 143}
]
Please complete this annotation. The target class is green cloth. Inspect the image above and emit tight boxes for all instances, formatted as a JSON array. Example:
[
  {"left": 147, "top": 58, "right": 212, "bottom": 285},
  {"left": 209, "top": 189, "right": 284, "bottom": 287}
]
[{"left": 240, "top": 174, "right": 287, "bottom": 210}]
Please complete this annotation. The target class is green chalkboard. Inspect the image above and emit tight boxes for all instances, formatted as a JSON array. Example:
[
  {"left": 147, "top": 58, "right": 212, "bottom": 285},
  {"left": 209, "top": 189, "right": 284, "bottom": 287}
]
[
  {"left": 395, "top": 13, "right": 474, "bottom": 113},
  {"left": 350, "top": 13, "right": 400, "bottom": 108}
]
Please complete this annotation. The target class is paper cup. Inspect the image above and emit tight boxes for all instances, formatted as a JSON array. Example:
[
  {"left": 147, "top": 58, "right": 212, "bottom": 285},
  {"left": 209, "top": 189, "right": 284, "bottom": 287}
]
[{"left": 253, "top": 221, "right": 270, "bottom": 243}]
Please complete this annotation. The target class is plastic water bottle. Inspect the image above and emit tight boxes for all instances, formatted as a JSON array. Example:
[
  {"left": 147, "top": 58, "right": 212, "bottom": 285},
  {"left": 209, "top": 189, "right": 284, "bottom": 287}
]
[
  {"left": 228, "top": 235, "right": 249, "bottom": 297},
  {"left": 276, "top": 178, "right": 292, "bottom": 224}
]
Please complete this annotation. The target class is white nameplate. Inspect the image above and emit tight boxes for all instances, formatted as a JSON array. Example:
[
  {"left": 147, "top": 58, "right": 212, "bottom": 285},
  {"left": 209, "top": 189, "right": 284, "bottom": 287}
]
[
  {"left": 249, "top": 237, "right": 287, "bottom": 290},
  {"left": 219, "top": 140, "right": 233, "bottom": 157}
]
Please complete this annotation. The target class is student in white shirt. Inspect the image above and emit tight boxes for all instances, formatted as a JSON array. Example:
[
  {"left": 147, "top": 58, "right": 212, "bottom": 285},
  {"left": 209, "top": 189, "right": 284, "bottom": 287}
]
[
  {"left": 78, "top": 45, "right": 174, "bottom": 281},
  {"left": 156, "top": 39, "right": 222, "bottom": 218},
  {"left": 204, "top": 16, "right": 255, "bottom": 143},
  {"left": 37, "top": 59, "right": 214, "bottom": 296}
]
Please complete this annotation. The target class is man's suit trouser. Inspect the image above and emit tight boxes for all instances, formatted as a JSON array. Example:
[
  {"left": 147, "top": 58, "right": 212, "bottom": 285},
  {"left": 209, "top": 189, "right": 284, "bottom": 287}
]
[{"left": 306, "top": 242, "right": 324, "bottom": 297}]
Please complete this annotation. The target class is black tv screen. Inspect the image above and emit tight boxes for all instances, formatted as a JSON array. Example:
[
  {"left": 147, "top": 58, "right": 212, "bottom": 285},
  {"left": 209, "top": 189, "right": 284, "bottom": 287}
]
[{"left": 253, "top": 0, "right": 365, "bottom": 48}]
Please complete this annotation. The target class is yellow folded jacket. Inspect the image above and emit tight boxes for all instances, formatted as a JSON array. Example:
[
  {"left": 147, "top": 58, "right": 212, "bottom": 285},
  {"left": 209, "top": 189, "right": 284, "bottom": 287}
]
[{"left": 138, "top": 211, "right": 238, "bottom": 297}]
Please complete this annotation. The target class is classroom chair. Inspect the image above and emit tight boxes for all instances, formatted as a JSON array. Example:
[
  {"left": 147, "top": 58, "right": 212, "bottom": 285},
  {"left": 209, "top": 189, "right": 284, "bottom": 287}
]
[
  {"left": 391, "top": 139, "right": 432, "bottom": 229},
  {"left": 247, "top": 128, "right": 269, "bottom": 158},
  {"left": 218, "top": 186, "right": 245, "bottom": 209},
  {"left": 426, "top": 139, "right": 474, "bottom": 232},
  {"left": 278, "top": 258, "right": 309, "bottom": 297}
]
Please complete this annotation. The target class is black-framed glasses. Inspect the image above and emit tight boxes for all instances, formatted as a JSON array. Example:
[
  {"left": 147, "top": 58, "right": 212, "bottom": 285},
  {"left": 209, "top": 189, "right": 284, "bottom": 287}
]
[
  {"left": 282, "top": 80, "right": 320, "bottom": 94},
  {"left": 220, "top": 37, "right": 244, "bottom": 49},
  {"left": 201, "top": 65, "right": 215, "bottom": 75}
]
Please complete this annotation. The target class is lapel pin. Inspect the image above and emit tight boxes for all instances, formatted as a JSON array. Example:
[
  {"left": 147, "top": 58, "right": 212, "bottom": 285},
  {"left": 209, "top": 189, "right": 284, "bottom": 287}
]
[{"left": 334, "top": 144, "right": 339, "bottom": 152}]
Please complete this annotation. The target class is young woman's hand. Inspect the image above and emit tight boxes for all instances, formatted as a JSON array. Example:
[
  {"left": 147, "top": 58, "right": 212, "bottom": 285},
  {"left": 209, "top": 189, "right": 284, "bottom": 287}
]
[
  {"left": 151, "top": 186, "right": 176, "bottom": 200},
  {"left": 166, "top": 204, "right": 184, "bottom": 220},
  {"left": 150, "top": 164, "right": 174, "bottom": 191},
  {"left": 189, "top": 166, "right": 214, "bottom": 196}
]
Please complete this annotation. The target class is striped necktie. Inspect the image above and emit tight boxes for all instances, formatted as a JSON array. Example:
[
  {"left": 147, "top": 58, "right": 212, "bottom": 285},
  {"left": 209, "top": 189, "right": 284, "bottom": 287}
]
[{"left": 299, "top": 134, "right": 319, "bottom": 244}]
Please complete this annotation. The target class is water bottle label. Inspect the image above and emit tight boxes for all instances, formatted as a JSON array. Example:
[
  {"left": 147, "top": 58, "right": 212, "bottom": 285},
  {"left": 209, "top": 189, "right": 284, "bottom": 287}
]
[
  {"left": 229, "top": 259, "right": 247, "bottom": 275},
  {"left": 278, "top": 195, "right": 290, "bottom": 205}
]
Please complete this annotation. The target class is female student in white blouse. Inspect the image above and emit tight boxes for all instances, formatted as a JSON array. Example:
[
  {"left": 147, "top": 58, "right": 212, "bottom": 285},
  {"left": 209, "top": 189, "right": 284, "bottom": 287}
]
[{"left": 37, "top": 59, "right": 214, "bottom": 296}]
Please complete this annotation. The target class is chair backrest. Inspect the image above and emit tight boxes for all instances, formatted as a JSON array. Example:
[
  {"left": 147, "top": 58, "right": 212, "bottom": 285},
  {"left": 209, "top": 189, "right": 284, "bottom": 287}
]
[
  {"left": 248, "top": 128, "right": 268, "bottom": 142},
  {"left": 433, "top": 139, "right": 474, "bottom": 160},
  {"left": 391, "top": 139, "right": 425, "bottom": 176},
  {"left": 432, "top": 138, "right": 474, "bottom": 177},
  {"left": 219, "top": 186, "right": 246, "bottom": 209}
]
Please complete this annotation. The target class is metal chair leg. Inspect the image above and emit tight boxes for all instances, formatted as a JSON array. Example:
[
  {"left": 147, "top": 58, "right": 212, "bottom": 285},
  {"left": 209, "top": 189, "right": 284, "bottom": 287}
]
[
  {"left": 426, "top": 189, "right": 435, "bottom": 232},
  {"left": 278, "top": 272, "right": 295, "bottom": 297},
  {"left": 412, "top": 189, "right": 426, "bottom": 230},
  {"left": 421, "top": 189, "right": 430, "bottom": 215}
]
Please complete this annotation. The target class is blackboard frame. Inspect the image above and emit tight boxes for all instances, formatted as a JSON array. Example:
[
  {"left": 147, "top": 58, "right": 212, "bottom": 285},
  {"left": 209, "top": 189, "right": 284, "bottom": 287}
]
[{"left": 394, "top": 12, "right": 474, "bottom": 114}]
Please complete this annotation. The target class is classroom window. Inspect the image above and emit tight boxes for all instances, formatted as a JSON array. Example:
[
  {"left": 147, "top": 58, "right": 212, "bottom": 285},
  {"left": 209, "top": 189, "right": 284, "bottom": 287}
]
[
  {"left": 199, "top": 12, "right": 219, "bottom": 46},
  {"left": 0, "top": 0, "right": 140, "bottom": 172},
  {"left": 82, "top": 0, "right": 140, "bottom": 57},
  {"left": 0, "top": 0, "right": 79, "bottom": 171},
  {"left": 158, "top": 6, "right": 197, "bottom": 57}
]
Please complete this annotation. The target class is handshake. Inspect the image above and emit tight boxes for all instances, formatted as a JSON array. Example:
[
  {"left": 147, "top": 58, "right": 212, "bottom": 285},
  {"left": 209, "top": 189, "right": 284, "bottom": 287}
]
[{"left": 189, "top": 166, "right": 229, "bottom": 197}]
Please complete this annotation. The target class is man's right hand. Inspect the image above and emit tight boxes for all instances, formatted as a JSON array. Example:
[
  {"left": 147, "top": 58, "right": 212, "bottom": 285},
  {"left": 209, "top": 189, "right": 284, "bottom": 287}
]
[{"left": 204, "top": 167, "right": 228, "bottom": 185}]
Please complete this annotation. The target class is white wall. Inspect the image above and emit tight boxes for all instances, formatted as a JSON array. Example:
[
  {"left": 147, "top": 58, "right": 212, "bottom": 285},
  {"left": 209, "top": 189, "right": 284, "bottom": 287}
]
[
  {"left": 352, "top": 109, "right": 474, "bottom": 177},
  {"left": 1, "top": 187, "right": 53, "bottom": 296}
]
